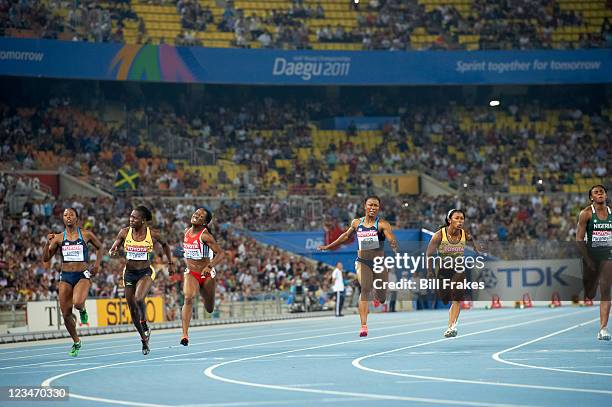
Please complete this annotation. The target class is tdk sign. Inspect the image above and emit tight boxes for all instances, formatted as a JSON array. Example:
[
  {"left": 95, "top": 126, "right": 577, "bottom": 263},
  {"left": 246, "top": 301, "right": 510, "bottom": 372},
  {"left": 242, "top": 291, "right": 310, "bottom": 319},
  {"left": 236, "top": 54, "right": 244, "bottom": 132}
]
[
  {"left": 497, "top": 267, "right": 569, "bottom": 287},
  {"left": 273, "top": 57, "right": 351, "bottom": 81}
]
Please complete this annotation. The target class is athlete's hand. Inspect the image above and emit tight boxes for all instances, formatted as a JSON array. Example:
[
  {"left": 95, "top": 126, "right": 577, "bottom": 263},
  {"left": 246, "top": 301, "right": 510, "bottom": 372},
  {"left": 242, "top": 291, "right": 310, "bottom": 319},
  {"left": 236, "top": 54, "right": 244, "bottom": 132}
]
[
  {"left": 46, "top": 233, "right": 55, "bottom": 243},
  {"left": 390, "top": 239, "right": 398, "bottom": 253},
  {"left": 168, "top": 262, "right": 176, "bottom": 275},
  {"left": 108, "top": 248, "right": 119, "bottom": 257},
  {"left": 317, "top": 245, "right": 328, "bottom": 251},
  {"left": 91, "top": 263, "right": 99, "bottom": 276},
  {"left": 200, "top": 265, "right": 213, "bottom": 278}
]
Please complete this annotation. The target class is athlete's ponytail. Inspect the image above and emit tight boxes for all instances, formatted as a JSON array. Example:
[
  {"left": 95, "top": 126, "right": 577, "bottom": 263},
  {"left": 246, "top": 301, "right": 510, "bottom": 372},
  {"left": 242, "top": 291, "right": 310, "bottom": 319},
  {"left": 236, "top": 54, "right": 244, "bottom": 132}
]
[
  {"left": 135, "top": 205, "right": 153, "bottom": 222},
  {"left": 198, "top": 206, "right": 213, "bottom": 224}
]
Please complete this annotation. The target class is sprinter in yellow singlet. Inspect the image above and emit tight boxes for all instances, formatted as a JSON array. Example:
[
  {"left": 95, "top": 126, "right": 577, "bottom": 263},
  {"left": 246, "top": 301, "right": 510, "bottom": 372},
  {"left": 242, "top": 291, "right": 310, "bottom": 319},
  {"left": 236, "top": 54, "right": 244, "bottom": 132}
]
[
  {"left": 109, "top": 205, "right": 175, "bottom": 355},
  {"left": 426, "top": 209, "right": 482, "bottom": 338}
]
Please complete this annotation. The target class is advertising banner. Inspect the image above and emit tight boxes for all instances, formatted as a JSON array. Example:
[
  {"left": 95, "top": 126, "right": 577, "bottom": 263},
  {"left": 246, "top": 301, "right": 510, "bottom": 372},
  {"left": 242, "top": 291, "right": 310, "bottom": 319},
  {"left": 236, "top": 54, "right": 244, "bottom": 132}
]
[{"left": 1, "top": 38, "right": 610, "bottom": 85}]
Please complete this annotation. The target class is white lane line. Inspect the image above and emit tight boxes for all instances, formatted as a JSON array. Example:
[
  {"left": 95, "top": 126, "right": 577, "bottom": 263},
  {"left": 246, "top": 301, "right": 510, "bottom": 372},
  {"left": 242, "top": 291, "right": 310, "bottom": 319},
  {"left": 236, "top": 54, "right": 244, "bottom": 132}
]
[
  {"left": 0, "top": 315, "right": 369, "bottom": 356},
  {"left": 505, "top": 358, "right": 550, "bottom": 361},
  {"left": 0, "top": 321, "right": 360, "bottom": 362},
  {"left": 353, "top": 311, "right": 612, "bottom": 395},
  {"left": 12, "top": 311, "right": 497, "bottom": 371},
  {"left": 286, "top": 383, "right": 338, "bottom": 388},
  {"left": 492, "top": 318, "right": 612, "bottom": 377},
  {"left": 534, "top": 349, "right": 611, "bottom": 353},
  {"left": 177, "top": 398, "right": 368, "bottom": 407},
  {"left": 43, "top": 312, "right": 540, "bottom": 407},
  {"left": 39, "top": 313, "right": 473, "bottom": 406},
  {"left": 1, "top": 319, "right": 372, "bottom": 370},
  {"left": 488, "top": 365, "right": 612, "bottom": 370},
  {"left": 203, "top": 312, "right": 556, "bottom": 407}
]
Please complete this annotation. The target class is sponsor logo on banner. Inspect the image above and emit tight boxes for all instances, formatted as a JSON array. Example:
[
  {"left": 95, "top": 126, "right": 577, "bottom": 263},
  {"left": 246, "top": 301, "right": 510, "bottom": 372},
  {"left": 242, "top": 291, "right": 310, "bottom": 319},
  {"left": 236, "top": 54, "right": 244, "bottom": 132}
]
[
  {"left": 473, "top": 259, "right": 583, "bottom": 302},
  {"left": 96, "top": 297, "right": 164, "bottom": 326}
]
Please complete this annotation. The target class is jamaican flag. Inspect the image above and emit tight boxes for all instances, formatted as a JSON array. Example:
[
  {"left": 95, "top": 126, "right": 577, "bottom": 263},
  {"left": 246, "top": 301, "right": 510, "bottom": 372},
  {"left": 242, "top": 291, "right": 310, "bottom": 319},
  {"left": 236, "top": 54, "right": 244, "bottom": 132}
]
[{"left": 114, "top": 165, "right": 140, "bottom": 190}]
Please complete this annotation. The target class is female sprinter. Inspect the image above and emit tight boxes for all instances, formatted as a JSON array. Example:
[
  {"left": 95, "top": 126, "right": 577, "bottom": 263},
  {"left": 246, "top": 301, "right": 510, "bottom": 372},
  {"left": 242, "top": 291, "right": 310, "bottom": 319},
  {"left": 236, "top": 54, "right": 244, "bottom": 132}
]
[
  {"left": 318, "top": 196, "right": 398, "bottom": 337},
  {"left": 43, "top": 208, "right": 103, "bottom": 356},
  {"left": 180, "top": 207, "right": 225, "bottom": 345},
  {"left": 576, "top": 184, "right": 611, "bottom": 341},
  {"left": 426, "top": 209, "right": 482, "bottom": 338},
  {"left": 109, "top": 205, "right": 175, "bottom": 354}
]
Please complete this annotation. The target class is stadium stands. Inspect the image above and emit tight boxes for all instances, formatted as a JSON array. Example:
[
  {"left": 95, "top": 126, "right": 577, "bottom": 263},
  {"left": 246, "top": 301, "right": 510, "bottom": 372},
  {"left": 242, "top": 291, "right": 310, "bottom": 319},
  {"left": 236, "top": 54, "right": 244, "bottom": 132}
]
[
  {"left": 1, "top": 0, "right": 610, "bottom": 50},
  {"left": 1, "top": 94, "right": 608, "bottom": 199}
]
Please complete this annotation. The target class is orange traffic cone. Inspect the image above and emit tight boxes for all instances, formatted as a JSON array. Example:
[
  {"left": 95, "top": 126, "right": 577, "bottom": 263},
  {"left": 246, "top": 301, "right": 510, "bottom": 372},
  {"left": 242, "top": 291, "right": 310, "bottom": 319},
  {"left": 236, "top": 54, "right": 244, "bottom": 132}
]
[
  {"left": 461, "top": 297, "right": 473, "bottom": 310},
  {"left": 488, "top": 294, "right": 502, "bottom": 309},
  {"left": 549, "top": 292, "right": 561, "bottom": 308},
  {"left": 522, "top": 293, "right": 533, "bottom": 308}
]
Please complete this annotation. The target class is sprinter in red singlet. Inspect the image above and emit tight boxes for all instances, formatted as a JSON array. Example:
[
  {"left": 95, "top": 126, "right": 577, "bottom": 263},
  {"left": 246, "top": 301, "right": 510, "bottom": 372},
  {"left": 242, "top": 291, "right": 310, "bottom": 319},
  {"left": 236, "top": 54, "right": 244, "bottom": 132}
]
[{"left": 180, "top": 207, "right": 226, "bottom": 346}]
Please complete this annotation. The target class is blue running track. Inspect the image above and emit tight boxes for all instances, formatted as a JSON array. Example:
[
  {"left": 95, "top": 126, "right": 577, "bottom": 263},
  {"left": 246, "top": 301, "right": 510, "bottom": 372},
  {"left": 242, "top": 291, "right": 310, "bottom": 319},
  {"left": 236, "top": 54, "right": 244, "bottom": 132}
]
[{"left": 0, "top": 307, "right": 610, "bottom": 406}]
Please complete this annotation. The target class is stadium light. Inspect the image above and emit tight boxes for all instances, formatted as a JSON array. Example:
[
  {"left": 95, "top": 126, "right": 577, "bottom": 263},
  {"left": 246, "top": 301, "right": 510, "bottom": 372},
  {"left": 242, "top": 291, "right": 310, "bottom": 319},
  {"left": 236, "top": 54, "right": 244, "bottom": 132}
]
[{"left": 489, "top": 100, "right": 500, "bottom": 107}]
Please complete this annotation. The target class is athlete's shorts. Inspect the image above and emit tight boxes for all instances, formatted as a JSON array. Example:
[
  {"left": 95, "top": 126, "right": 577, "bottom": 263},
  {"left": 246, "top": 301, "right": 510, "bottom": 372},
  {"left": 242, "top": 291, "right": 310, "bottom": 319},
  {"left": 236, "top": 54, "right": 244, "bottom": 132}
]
[
  {"left": 437, "top": 269, "right": 466, "bottom": 304},
  {"left": 185, "top": 268, "right": 216, "bottom": 285},
  {"left": 123, "top": 266, "right": 156, "bottom": 287},
  {"left": 59, "top": 270, "right": 91, "bottom": 287},
  {"left": 587, "top": 248, "right": 612, "bottom": 264},
  {"left": 355, "top": 257, "right": 388, "bottom": 302},
  {"left": 583, "top": 254, "right": 612, "bottom": 300}
]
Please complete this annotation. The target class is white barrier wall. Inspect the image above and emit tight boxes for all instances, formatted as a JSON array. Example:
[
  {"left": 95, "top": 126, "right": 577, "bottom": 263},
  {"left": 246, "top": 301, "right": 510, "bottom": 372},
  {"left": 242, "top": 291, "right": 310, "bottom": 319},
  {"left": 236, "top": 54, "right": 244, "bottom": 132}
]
[{"left": 26, "top": 299, "right": 98, "bottom": 332}]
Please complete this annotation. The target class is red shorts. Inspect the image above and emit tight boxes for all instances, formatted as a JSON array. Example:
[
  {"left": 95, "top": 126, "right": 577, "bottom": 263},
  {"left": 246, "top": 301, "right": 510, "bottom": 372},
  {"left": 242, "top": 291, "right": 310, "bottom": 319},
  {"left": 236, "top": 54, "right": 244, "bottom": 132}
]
[{"left": 185, "top": 268, "right": 215, "bottom": 285}]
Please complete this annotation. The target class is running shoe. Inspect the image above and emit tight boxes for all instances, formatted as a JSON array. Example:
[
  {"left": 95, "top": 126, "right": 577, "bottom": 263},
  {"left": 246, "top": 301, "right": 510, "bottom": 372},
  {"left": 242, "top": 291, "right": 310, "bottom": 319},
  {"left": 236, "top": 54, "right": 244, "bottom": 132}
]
[
  {"left": 142, "top": 321, "right": 151, "bottom": 340},
  {"left": 359, "top": 325, "right": 368, "bottom": 337},
  {"left": 79, "top": 309, "right": 89, "bottom": 325},
  {"left": 597, "top": 327, "right": 611, "bottom": 341},
  {"left": 372, "top": 299, "right": 381, "bottom": 308},
  {"left": 444, "top": 327, "right": 457, "bottom": 338},
  {"left": 69, "top": 341, "right": 81, "bottom": 357},
  {"left": 142, "top": 339, "right": 150, "bottom": 355},
  {"left": 180, "top": 337, "right": 189, "bottom": 346}
]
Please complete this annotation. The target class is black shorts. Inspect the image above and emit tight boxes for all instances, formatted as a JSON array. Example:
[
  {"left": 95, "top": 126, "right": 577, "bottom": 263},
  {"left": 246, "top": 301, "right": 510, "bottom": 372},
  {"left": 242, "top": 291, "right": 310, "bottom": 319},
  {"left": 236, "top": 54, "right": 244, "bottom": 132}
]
[
  {"left": 583, "top": 257, "right": 612, "bottom": 300},
  {"left": 437, "top": 269, "right": 466, "bottom": 304},
  {"left": 60, "top": 270, "right": 91, "bottom": 287},
  {"left": 123, "top": 266, "right": 156, "bottom": 287}
]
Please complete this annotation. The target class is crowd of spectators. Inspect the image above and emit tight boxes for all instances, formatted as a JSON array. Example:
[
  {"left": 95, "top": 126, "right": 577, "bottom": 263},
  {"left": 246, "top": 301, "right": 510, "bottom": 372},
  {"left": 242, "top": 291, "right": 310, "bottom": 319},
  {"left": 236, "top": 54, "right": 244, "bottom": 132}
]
[
  {"left": 0, "top": 193, "right": 343, "bottom": 319},
  {"left": 2, "top": 0, "right": 610, "bottom": 50},
  {"left": 1, "top": 163, "right": 599, "bottom": 307},
  {"left": 1, "top": 93, "right": 609, "bottom": 199},
  {"left": 357, "top": 0, "right": 612, "bottom": 50},
  {"left": 0, "top": 0, "right": 138, "bottom": 43}
]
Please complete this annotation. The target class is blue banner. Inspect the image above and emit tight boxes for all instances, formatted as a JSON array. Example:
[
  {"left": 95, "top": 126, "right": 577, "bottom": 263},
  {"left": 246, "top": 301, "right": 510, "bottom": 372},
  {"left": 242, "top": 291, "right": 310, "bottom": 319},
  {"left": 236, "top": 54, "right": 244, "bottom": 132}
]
[
  {"left": 249, "top": 229, "right": 422, "bottom": 273},
  {"left": 1, "top": 38, "right": 610, "bottom": 85}
]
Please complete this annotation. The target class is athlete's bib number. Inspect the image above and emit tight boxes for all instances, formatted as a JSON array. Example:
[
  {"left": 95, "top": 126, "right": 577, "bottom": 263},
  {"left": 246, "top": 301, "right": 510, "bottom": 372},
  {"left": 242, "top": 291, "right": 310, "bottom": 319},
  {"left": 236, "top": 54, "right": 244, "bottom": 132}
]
[
  {"left": 126, "top": 250, "right": 148, "bottom": 261},
  {"left": 184, "top": 248, "right": 203, "bottom": 260},
  {"left": 592, "top": 231, "right": 612, "bottom": 248},
  {"left": 62, "top": 245, "right": 84, "bottom": 262},
  {"left": 357, "top": 230, "right": 380, "bottom": 251}
]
